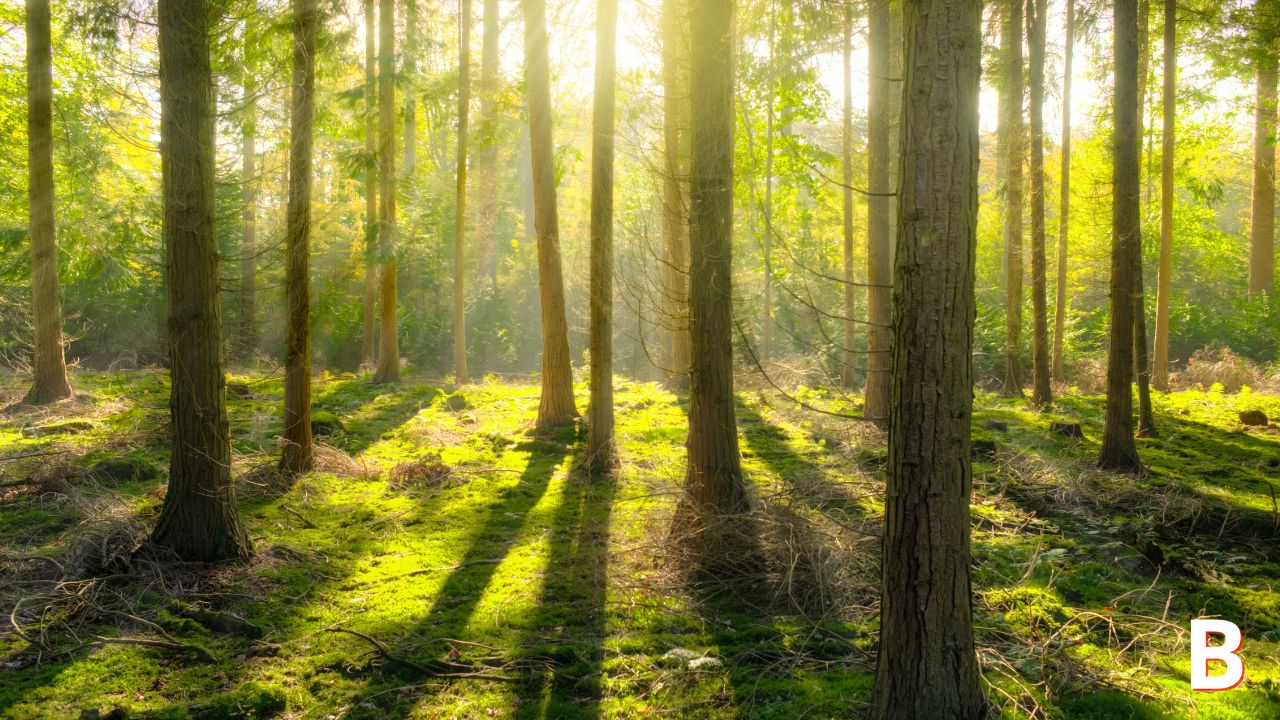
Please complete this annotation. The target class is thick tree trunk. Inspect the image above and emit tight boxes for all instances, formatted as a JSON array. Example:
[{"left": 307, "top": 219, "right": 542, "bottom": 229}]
[
  {"left": 23, "top": 0, "right": 72, "bottom": 405},
  {"left": 281, "top": 0, "right": 316, "bottom": 475},
  {"left": 239, "top": 30, "right": 258, "bottom": 361},
  {"left": 476, "top": 0, "right": 499, "bottom": 288},
  {"left": 1000, "top": 0, "right": 1025, "bottom": 396},
  {"left": 865, "top": 0, "right": 895, "bottom": 422},
  {"left": 524, "top": 0, "right": 578, "bottom": 426},
  {"left": 1027, "top": 0, "right": 1051, "bottom": 406},
  {"left": 454, "top": 0, "right": 471, "bottom": 384},
  {"left": 840, "top": 4, "right": 855, "bottom": 389},
  {"left": 1250, "top": 54, "right": 1277, "bottom": 297},
  {"left": 1053, "top": 0, "right": 1072, "bottom": 383},
  {"left": 373, "top": 0, "right": 400, "bottom": 383},
  {"left": 361, "top": 0, "right": 377, "bottom": 368},
  {"left": 661, "top": 0, "right": 690, "bottom": 386},
  {"left": 151, "top": 0, "right": 251, "bottom": 562},
  {"left": 870, "top": 0, "right": 985, "bottom": 711},
  {"left": 1100, "top": 0, "right": 1143, "bottom": 472},
  {"left": 1152, "top": 0, "right": 1174, "bottom": 392},
  {"left": 587, "top": 0, "right": 618, "bottom": 473}
]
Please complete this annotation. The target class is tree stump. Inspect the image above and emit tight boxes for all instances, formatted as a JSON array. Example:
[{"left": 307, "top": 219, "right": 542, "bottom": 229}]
[
  {"left": 1239, "top": 410, "right": 1269, "bottom": 426},
  {"left": 1050, "top": 421, "right": 1085, "bottom": 439}
]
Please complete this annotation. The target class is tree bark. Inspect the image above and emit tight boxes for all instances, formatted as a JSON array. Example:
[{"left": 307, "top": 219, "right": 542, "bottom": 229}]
[
  {"left": 1134, "top": 0, "right": 1156, "bottom": 438},
  {"left": 1027, "top": 0, "right": 1051, "bottom": 406},
  {"left": 1250, "top": 53, "right": 1277, "bottom": 298},
  {"left": 151, "top": 0, "right": 252, "bottom": 562},
  {"left": 871, "top": 0, "right": 985, "bottom": 711},
  {"left": 454, "top": 0, "right": 471, "bottom": 384},
  {"left": 840, "top": 3, "right": 855, "bottom": 390},
  {"left": 281, "top": 0, "right": 316, "bottom": 475},
  {"left": 865, "top": 0, "right": 895, "bottom": 422},
  {"left": 761, "top": 7, "right": 775, "bottom": 365},
  {"left": 1100, "top": 0, "right": 1143, "bottom": 472},
  {"left": 661, "top": 0, "right": 690, "bottom": 386},
  {"left": 239, "top": 25, "right": 258, "bottom": 361},
  {"left": 23, "top": 0, "right": 72, "bottom": 405},
  {"left": 475, "top": 0, "right": 500, "bottom": 288},
  {"left": 373, "top": 0, "right": 400, "bottom": 384},
  {"left": 1053, "top": 0, "right": 1072, "bottom": 383},
  {"left": 1152, "top": 0, "right": 1174, "bottom": 392},
  {"left": 587, "top": 0, "right": 618, "bottom": 473},
  {"left": 1000, "top": 0, "right": 1025, "bottom": 396},
  {"left": 361, "top": 0, "right": 377, "bottom": 369},
  {"left": 524, "top": 0, "right": 578, "bottom": 426}
]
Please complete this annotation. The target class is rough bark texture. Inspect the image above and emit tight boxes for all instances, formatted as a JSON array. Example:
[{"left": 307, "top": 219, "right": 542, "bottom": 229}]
[
  {"left": 1053, "top": 0, "right": 1073, "bottom": 383},
  {"left": 475, "top": 0, "right": 500, "bottom": 288},
  {"left": 373, "top": 0, "right": 400, "bottom": 384},
  {"left": 361, "top": 0, "right": 377, "bottom": 368},
  {"left": 281, "top": 0, "right": 316, "bottom": 475},
  {"left": 1027, "top": 0, "right": 1051, "bottom": 406},
  {"left": 870, "top": 0, "right": 986, "bottom": 711},
  {"left": 1152, "top": 0, "right": 1174, "bottom": 392},
  {"left": 1251, "top": 54, "right": 1277, "bottom": 297},
  {"left": 840, "top": 4, "right": 855, "bottom": 389},
  {"left": 454, "top": 0, "right": 471, "bottom": 384},
  {"left": 23, "top": 0, "right": 72, "bottom": 406},
  {"left": 1000, "top": 0, "right": 1025, "bottom": 396},
  {"left": 586, "top": 0, "right": 618, "bottom": 473},
  {"left": 864, "top": 0, "right": 894, "bottom": 421},
  {"left": 151, "top": 0, "right": 252, "bottom": 563},
  {"left": 239, "top": 29, "right": 258, "bottom": 361},
  {"left": 661, "top": 0, "right": 690, "bottom": 386},
  {"left": 1099, "top": 0, "right": 1143, "bottom": 472},
  {"left": 524, "top": 0, "right": 578, "bottom": 426}
]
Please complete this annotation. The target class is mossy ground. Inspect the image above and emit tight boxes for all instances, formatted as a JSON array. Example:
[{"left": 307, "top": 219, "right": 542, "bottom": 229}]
[{"left": 1, "top": 371, "right": 1279, "bottom": 718}]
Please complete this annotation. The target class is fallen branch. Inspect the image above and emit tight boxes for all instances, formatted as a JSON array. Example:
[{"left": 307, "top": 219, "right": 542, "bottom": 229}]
[
  {"left": 326, "top": 627, "right": 514, "bottom": 682},
  {"left": 91, "top": 635, "right": 215, "bottom": 662}
]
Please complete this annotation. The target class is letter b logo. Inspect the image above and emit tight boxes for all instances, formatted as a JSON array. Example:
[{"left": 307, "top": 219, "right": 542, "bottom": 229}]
[{"left": 1190, "top": 619, "right": 1245, "bottom": 692}]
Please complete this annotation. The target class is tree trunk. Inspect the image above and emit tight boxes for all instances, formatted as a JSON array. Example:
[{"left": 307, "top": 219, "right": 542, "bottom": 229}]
[
  {"left": 361, "top": 0, "right": 377, "bottom": 369},
  {"left": 1053, "top": 0, "right": 1072, "bottom": 383},
  {"left": 151, "top": 0, "right": 251, "bottom": 562},
  {"left": 1251, "top": 53, "right": 1277, "bottom": 297},
  {"left": 524, "top": 0, "right": 578, "bottom": 426},
  {"left": 865, "top": 0, "right": 895, "bottom": 422},
  {"left": 239, "top": 27, "right": 258, "bottom": 361},
  {"left": 761, "top": 8, "right": 775, "bottom": 365},
  {"left": 476, "top": 0, "right": 500, "bottom": 288},
  {"left": 24, "top": 0, "right": 72, "bottom": 405},
  {"left": 1027, "top": 0, "right": 1051, "bottom": 406},
  {"left": 871, "top": 0, "right": 985, "bottom": 711},
  {"left": 373, "top": 0, "right": 400, "bottom": 383},
  {"left": 454, "top": 0, "right": 471, "bottom": 384},
  {"left": 1134, "top": 0, "right": 1156, "bottom": 437},
  {"left": 1152, "top": 0, "right": 1174, "bottom": 392},
  {"left": 1099, "top": 0, "right": 1143, "bottom": 472},
  {"left": 587, "top": 0, "right": 618, "bottom": 473},
  {"left": 281, "top": 0, "right": 316, "bottom": 475},
  {"left": 1000, "top": 0, "right": 1025, "bottom": 396},
  {"left": 840, "top": 3, "right": 855, "bottom": 390},
  {"left": 661, "top": 0, "right": 690, "bottom": 386}
]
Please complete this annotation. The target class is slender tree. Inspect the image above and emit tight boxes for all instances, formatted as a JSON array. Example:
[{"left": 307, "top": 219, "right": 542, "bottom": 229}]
[
  {"left": 661, "top": 0, "right": 691, "bottom": 385},
  {"left": 840, "top": 2, "right": 855, "bottom": 389},
  {"left": 524, "top": 0, "right": 578, "bottom": 426},
  {"left": 281, "top": 0, "right": 317, "bottom": 475},
  {"left": 23, "top": 0, "right": 72, "bottom": 405},
  {"left": 151, "top": 0, "right": 251, "bottom": 562},
  {"left": 1100, "top": 0, "right": 1143, "bottom": 472},
  {"left": 1053, "top": 0, "right": 1073, "bottom": 383},
  {"left": 239, "top": 20, "right": 258, "bottom": 360},
  {"left": 1134, "top": 0, "right": 1157, "bottom": 438},
  {"left": 871, "top": 0, "right": 985, "bottom": 709},
  {"left": 360, "top": 0, "right": 377, "bottom": 368},
  {"left": 454, "top": 0, "right": 471, "bottom": 383},
  {"left": 475, "top": 0, "right": 500, "bottom": 288},
  {"left": 864, "top": 0, "right": 893, "bottom": 421},
  {"left": 1000, "top": 0, "right": 1025, "bottom": 396},
  {"left": 761, "top": 4, "right": 776, "bottom": 364},
  {"left": 1027, "top": 0, "right": 1051, "bottom": 406},
  {"left": 373, "top": 0, "right": 400, "bottom": 383},
  {"left": 587, "top": 0, "right": 618, "bottom": 473},
  {"left": 1153, "top": 0, "right": 1175, "bottom": 391},
  {"left": 1250, "top": 52, "right": 1277, "bottom": 297}
]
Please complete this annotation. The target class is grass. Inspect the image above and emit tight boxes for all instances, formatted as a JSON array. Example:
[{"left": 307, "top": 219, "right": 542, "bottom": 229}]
[{"left": 0, "top": 370, "right": 1278, "bottom": 718}]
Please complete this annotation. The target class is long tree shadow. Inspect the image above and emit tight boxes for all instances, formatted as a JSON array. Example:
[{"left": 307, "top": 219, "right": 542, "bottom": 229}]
[{"left": 312, "top": 378, "right": 445, "bottom": 456}]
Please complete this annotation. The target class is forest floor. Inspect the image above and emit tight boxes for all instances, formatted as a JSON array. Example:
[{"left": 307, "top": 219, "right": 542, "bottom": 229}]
[{"left": 1, "top": 370, "right": 1279, "bottom": 719}]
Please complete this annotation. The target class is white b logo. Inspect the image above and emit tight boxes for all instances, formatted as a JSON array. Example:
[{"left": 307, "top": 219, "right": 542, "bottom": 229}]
[{"left": 1190, "top": 619, "right": 1246, "bottom": 692}]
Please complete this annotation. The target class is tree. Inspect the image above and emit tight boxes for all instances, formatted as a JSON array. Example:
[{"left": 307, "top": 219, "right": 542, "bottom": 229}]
[
  {"left": 23, "top": 0, "right": 72, "bottom": 405},
  {"left": 1134, "top": 0, "right": 1157, "bottom": 438},
  {"left": 281, "top": 0, "right": 317, "bottom": 475},
  {"left": 239, "top": 18, "right": 258, "bottom": 360},
  {"left": 373, "top": 0, "right": 399, "bottom": 384},
  {"left": 586, "top": 0, "right": 618, "bottom": 473},
  {"left": 150, "top": 0, "right": 252, "bottom": 562},
  {"left": 1153, "top": 0, "right": 1175, "bottom": 391},
  {"left": 454, "top": 0, "right": 471, "bottom": 384},
  {"left": 1000, "top": 0, "right": 1026, "bottom": 396},
  {"left": 1099, "top": 0, "right": 1144, "bottom": 473},
  {"left": 475, "top": 0, "right": 500, "bottom": 288},
  {"left": 1027, "top": 0, "right": 1052, "bottom": 406},
  {"left": 1250, "top": 51, "right": 1277, "bottom": 297},
  {"left": 661, "top": 0, "right": 691, "bottom": 385},
  {"left": 871, "top": 0, "right": 985, "bottom": 710},
  {"left": 360, "top": 0, "right": 377, "bottom": 368},
  {"left": 524, "top": 0, "right": 578, "bottom": 426},
  {"left": 864, "top": 0, "right": 894, "bottom": 421},
  {"left": 840, "top": 2, "right": 855, "bottom": 389},
  {"left": 761, "top": 5, "right": 776, "bottom": 365},
  {"left": 1053, "top": 0, "right": 1073, "bottom": 383}
]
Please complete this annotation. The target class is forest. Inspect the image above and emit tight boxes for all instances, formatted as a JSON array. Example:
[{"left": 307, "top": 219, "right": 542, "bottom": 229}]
[{"left": 2, "top": 0, "right": 1280, "bottom": 716}]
